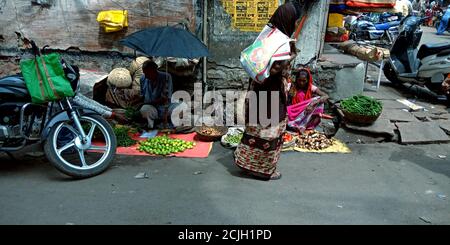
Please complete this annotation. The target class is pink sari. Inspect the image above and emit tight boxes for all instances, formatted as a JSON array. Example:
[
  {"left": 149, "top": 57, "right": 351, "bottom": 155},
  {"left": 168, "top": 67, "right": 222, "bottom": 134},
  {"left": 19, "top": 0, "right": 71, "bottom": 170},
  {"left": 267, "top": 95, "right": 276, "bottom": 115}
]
[{"left": 287, "top": 96, "right": 324, "bottom": 132}]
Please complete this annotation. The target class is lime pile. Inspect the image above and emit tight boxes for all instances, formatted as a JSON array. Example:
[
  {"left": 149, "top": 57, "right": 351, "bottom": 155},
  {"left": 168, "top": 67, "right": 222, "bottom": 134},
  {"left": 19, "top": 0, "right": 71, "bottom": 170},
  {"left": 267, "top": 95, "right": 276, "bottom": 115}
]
[{"left": 137, "top": 135, "right": 195, "bottom": 156}]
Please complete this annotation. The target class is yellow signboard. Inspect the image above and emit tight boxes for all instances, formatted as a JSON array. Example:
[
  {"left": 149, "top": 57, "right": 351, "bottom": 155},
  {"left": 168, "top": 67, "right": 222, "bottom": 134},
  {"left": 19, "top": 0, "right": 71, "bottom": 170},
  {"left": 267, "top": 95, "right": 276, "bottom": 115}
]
[{"left": 221, "top": 0, "right": 280, "bottom": 32}]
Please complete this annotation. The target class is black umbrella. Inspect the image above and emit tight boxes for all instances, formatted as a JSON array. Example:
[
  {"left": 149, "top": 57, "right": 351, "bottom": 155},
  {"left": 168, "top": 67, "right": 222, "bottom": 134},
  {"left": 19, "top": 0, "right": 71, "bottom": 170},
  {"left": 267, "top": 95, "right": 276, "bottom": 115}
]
[{"left": 120, "top": 25, "right": 209, "bottom": 59}]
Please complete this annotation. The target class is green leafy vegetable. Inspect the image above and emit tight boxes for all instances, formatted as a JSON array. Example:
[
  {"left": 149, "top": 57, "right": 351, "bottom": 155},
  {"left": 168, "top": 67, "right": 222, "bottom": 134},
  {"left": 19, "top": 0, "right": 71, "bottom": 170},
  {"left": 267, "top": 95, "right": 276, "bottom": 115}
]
[
  {"left": 224, "top": 133, "right": 243, "bottom": 145},
  {"left": 114, "top": 125, "right": 137, "bottom": 147},
  {"left": 341, "top": 95, "right": 383, "bottom": 116}
]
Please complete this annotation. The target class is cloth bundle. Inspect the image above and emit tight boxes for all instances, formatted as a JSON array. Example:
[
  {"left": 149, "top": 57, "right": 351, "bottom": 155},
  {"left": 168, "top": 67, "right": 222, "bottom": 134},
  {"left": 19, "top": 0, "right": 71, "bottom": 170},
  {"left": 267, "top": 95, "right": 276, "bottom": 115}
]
[
  {"left": 97, "top": 10, "right": 129, "bottom": 33},
  {"left": 240, "top": 25, "right": 293, "bottom": 83},
  {"left": 345, "top": 0, "right": 396, "bottom": 8},
  {"left": 330, "top": 0, "right": 348, "bottom": 13}
]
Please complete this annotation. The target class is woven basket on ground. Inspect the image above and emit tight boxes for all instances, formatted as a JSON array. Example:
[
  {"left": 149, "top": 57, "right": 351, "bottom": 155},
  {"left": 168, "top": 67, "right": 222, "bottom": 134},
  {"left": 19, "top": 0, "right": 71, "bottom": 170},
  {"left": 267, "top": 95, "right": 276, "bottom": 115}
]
[
  {"left": 195, "top": 126, "right": 228, "bottom": 142},
  {"left": 342, "top": 109, "right": 381, "bottom": 125},
  {"left": 107, "top": 68, "right": 132, "bottom": 88}
]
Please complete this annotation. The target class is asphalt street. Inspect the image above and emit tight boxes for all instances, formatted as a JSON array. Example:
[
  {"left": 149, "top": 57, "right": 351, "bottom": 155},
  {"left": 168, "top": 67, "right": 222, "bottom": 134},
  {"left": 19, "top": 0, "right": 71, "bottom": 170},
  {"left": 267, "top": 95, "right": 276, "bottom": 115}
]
[{"left": 0, "top": 142, "right": 449, "bottom": 225}]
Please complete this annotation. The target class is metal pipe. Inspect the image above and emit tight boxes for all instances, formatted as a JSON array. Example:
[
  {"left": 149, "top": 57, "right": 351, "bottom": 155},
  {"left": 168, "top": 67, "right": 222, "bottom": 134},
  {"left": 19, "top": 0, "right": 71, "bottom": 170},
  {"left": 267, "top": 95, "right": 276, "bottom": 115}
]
[
  {"left": 0, "top": 140, "right": 27, "bottom": 151},
  {"left": 319, "top": 0, "right": 331, "bottom": 57}
]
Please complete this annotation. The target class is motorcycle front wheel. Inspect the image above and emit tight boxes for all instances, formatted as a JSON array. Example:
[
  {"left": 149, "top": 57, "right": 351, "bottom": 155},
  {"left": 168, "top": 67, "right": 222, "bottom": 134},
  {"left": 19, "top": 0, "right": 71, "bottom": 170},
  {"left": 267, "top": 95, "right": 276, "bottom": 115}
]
[
  {"left": 44, "top": 114, "right": 117, "bottom": 179},
  {"left": 383, "top": 62, "right": 402, "bottom": 85}
]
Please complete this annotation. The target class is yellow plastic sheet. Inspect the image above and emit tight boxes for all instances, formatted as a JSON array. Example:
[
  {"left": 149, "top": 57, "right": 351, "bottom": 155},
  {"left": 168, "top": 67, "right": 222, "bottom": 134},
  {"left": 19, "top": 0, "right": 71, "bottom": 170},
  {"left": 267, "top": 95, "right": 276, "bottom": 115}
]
[
  {"left": 97, "top": 10, "right": 129, "bottom": 33},
  {"left": 282, "top": 139, "right": 351, "bottom": 154}
]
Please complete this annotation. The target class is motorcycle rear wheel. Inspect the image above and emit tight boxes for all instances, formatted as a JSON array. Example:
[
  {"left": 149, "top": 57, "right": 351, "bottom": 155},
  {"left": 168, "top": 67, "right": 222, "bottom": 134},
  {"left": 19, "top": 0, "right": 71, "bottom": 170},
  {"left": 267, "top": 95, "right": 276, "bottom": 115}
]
[{"left": 44, "top": 114, "right": 117, "bottom": 179}]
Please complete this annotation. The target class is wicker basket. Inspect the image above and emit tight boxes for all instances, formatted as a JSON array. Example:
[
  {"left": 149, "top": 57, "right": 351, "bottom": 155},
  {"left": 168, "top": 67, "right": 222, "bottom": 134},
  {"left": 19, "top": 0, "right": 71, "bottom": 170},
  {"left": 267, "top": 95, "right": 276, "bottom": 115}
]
[
  {"left": 195, "top": 126, "right": 228, "bottom": 142},
  {"left": 128, "top": 56, "right": 150, "bottom": 76},
  {"left": 107, "top": 68, "right": 132, "bottom": 88},
  {"left": 342, "top": 109, "right": 381, "bottom": 125}
]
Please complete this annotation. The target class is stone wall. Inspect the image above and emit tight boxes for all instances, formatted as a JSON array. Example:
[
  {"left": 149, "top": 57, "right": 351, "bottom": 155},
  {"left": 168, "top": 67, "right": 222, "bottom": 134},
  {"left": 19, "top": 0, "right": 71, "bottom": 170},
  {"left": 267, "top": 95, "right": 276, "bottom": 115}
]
[
  {"left": 0, "top": 0, "right": 197, "bottom": 54},
  {"left": 0, "top": 0, "right": 201, "bottom": 92},
  {"left": 0, "top": 0, "right": 329, "bottom": 95},
  {"left": 206, "top": 0, "right": 261, "bottom": 91},
  {"left": 314, "top": 45, "right": 366, "bottom": 102}
]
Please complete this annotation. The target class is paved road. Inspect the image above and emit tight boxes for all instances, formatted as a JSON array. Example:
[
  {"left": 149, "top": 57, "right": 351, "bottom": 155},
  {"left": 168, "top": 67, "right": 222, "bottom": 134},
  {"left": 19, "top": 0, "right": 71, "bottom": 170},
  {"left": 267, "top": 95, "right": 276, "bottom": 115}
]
[
  {"left": 0, "top": 142, "right": 449, "bottom": 225},
  {"left": 420, "top": 26, "right": 450, "bottom": 46}
]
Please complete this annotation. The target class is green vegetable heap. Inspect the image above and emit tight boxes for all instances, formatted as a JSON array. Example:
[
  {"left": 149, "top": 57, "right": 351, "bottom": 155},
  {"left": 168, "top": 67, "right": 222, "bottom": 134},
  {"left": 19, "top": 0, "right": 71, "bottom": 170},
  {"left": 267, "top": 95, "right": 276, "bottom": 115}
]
[
  {"left": 341, "top": 95, "right": 383, "bottom": 116},
  {"left": 114, "top": 126, "right": 137, "bottom": 147},
  {"left": 125, "top": 107, "right": 141, "bottom": 121},
  {"left": 224, "top": 133, "right": 243, "bottom": 145},
  {"left": 137, "top": 135, "right": 195, "bottom": 156}
]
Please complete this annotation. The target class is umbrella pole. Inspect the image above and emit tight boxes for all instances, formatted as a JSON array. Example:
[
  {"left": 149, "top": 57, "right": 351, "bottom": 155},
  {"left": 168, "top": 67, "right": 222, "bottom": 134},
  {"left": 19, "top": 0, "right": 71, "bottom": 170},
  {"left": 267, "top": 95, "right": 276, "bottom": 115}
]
[
  {"left": 163, "top": 58, "right": 169, "bottom": 129},
  {"left": 203, "top": 0, "right": 208, "bottom": 93}
]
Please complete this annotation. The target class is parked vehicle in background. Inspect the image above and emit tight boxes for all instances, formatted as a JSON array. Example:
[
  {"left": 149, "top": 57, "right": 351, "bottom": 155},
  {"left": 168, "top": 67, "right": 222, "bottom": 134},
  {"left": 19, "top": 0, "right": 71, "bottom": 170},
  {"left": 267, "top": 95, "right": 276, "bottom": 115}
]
[
  {"left": 349, "top": 13, "right": 401, "bottom": 48},
  {"left": 383, "top": 15, "right": 450, "bottom": 102}
]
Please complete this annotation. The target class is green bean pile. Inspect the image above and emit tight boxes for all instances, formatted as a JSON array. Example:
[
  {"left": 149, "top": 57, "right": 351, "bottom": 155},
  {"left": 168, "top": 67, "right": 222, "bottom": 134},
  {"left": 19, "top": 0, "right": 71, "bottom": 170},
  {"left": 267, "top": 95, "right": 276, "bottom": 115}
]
[
  {"left": 137, "top": 135, "right": 195, "bottom": 156},
  {"left": 341, "top": 95, "right": 383, "bottom": 116},
  {"left": 113, "top": 126, "right": 137, "bottom": 147},
  {"left": 125, "top": 107, "right": 141, "bottom": 121}
]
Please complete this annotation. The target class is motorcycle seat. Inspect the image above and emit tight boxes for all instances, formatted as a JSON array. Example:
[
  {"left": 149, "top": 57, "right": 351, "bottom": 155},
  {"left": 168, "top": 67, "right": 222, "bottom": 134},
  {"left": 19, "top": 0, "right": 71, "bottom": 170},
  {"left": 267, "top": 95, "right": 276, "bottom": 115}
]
[
  {"left": 375, "top": 21, "right": 400, "bottom": 30},
  {"left": 418, "top": 43, "right": 450, "bottom": 60},
  {"left": 0, "top": 74, "right": 30, "bottom": 101},
  {"left": 387, "top": 21, "right": 401, "bottom": 27},
  {"left": 375, "top": 23, "right": 390, "bottom": 30}
]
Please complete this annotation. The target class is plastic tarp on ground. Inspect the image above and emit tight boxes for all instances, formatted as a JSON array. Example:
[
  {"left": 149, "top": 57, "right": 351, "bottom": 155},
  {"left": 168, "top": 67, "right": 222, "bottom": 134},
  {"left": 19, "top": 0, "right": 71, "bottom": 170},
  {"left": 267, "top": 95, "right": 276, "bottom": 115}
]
[{"left": 112, "top": 132, "right": 213, "bottom": 158}]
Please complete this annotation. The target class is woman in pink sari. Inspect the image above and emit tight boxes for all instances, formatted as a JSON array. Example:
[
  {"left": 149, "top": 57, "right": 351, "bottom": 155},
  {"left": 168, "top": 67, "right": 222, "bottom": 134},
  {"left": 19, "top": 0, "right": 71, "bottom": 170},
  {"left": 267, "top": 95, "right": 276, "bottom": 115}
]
[{"left": 287, "top": 68, "right": 329, "bottom": 132}]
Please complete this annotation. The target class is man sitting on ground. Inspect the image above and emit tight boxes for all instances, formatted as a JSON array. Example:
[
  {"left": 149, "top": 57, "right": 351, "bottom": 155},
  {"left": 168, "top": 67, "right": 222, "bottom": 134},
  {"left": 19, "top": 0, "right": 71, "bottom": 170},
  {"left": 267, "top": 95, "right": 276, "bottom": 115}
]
[{"left": 140, "top": 60, "right": 187, "bottom": 129}]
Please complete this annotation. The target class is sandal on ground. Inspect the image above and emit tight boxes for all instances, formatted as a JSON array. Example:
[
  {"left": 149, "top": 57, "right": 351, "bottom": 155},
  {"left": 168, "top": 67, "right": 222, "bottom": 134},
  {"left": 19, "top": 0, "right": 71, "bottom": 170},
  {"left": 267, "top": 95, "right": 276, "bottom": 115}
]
[
  {"left": 270, "top": 171, "right": 282, "bottom": 180},
  {"left": 240, "top": 170, "right": 270, "bottom": 181}
]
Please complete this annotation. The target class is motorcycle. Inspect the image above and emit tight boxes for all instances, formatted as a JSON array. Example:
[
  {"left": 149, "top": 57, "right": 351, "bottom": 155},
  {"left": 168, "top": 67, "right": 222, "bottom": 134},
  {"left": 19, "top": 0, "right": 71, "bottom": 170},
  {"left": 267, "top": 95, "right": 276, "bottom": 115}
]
[
  {"left": 0, "top": 42, "right": 117, "bottom": 178},
  {"left": 383, "top": 15, "right": 450, "bottom": 101},
  {"left": 349, "top": 14, "right": 401, "bottom": 48}
]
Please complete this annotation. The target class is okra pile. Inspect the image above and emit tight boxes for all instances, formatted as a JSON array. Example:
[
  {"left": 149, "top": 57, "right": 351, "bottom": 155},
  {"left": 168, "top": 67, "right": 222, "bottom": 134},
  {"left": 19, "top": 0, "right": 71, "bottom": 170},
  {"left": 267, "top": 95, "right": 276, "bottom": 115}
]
[{"left": 341, "top": 95, "right": 382, "bottom": 116}]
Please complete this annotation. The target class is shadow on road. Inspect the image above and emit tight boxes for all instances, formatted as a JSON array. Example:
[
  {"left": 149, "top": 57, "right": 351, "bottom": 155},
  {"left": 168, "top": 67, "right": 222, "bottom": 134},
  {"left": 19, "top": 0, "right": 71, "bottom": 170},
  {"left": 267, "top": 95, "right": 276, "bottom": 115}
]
[{"left": 389, "top": 146, "right": 450, "bottom": 179}]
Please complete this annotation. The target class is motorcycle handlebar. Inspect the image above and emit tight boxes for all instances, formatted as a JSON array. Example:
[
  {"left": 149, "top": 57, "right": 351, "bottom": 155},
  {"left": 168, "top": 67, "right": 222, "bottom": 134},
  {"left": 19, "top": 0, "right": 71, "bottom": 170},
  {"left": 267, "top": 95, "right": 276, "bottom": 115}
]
[{"left": 30, "top": 40, "right": 41, "bottom": 56}]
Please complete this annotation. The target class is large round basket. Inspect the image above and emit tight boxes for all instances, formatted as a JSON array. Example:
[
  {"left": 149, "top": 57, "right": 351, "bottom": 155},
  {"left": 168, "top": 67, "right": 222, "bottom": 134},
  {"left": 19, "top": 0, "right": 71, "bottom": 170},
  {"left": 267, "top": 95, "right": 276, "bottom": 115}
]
[
  {"left": 107, "top": 68, "right": 132, "bottom": 88},
  {"left": 342, "top": 109, "right": 381, "bottom": 125},
  {"left": 195, "top": 126, "right": 228, "bottom": 142}
]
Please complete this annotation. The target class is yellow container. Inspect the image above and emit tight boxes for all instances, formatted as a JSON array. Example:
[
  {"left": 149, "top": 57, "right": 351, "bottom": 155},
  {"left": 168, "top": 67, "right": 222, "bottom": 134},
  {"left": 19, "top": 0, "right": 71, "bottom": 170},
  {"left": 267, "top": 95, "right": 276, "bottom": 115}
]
[{"left": 327, "top": 13, "right": 344, "bottom": 28}]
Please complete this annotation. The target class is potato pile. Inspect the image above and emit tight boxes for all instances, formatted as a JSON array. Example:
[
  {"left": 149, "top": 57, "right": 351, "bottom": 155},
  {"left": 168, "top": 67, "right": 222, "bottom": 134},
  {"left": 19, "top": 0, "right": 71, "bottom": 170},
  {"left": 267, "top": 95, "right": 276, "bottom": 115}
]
[
  {"left": 296, "top": 131, "right": 334, "bottom": 151},
  {"left": 200, "top": 127, "right": 222, "bottom": 136}
]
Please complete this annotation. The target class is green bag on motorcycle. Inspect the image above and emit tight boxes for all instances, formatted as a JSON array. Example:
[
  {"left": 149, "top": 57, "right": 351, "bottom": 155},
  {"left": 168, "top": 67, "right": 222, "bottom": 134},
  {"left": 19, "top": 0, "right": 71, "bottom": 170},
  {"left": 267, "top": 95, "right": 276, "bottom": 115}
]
[{"left": 20, "top": 53, "right": 75, "bottom": 104}]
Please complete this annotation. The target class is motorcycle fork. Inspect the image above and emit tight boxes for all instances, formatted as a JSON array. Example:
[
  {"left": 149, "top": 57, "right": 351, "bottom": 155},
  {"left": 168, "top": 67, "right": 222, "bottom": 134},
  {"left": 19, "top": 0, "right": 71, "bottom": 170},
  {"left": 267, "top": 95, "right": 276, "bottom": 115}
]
[{"left": 60, "top": 98, "right": 88, "bottom": 143}]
